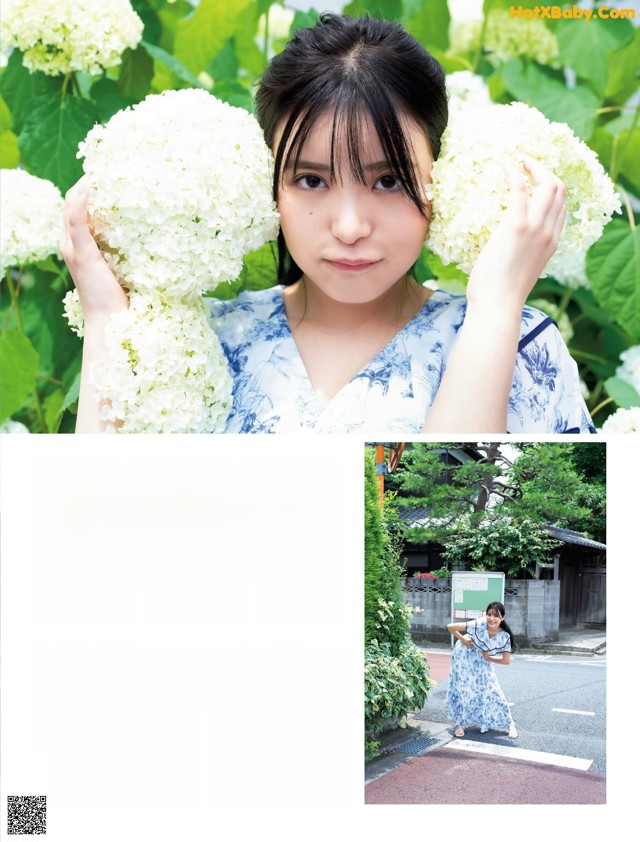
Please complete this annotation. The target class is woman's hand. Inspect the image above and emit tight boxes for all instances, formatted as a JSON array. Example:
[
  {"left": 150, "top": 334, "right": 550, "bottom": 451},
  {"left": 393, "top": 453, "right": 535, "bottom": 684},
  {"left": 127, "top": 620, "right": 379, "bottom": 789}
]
[
  {"left": 482, "top": 650, "right": 493, "bottom": 661},
  {"left": 422, "top": 156, "right": 567, "bottom": 434},
  {"left": 466, "top": 156, "right": 567, "bottom": 313},
  {"left": 462, "top": 635, "right": 475, "bottom": 649},
  {"left": 61, "top": 175, "right": 129, "bottom": 325},
  {"left": 61, "top": 176, "right": 128, "bottom": 432}
]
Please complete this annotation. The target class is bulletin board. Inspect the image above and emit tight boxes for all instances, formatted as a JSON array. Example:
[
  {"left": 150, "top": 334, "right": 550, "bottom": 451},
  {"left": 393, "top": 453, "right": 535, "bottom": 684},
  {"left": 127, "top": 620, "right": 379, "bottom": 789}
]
[{"left": 450, "top": 571, "right": 505, "bottom": 624}]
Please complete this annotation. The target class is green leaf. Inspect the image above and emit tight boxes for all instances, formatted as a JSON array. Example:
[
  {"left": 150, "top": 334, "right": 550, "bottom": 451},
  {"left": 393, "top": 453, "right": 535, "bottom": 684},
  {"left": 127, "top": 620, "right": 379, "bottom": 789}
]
[
  {"left": 43, "top": 388, "right": 65, "bottom": 433},
  {"left": 90, "top": 78, "right": 135, "bottom": 123},
  {"left": 0, "top": 130, "right": 20, "bottom": 168},
  {"left": 605, "top": 376, "right": 640, "bottom": 410},
  {"left": 0, "top": 330, "right": 39, "bottom": 423},
  {"left": 0, "top": 50, "right": 61, "bottom": 132},
  {"left": 118, "top": 46, "right": 154, "bottom": 101},
  {"left": 174, "top": 0, "right": 253, "bottom": 74},
  {"left": 604, "top": 27, "right": 640, "bottom": 100},
  {"left": 242, "top": 240, "right": 279, "bottom": 292},
  {"left": 18, "top": 93, "right": 98, "bottom": 193},
  {"left": 142, "top": 40, "right": 205, "bottom": 89},
  {"left": 343, "top": 0, "right": 404, "bottom": 21},
  {"left": 290, "top": 8, "right": 321, "bottom": 33},
  {"left": 131, "top": 0, "right": 163, "bottom": 46},
  {"left": 613, "top": 128, "right": 640, "bottom": 192},
  {"left": 587, "top": 219, "right": 640, "bottom": 343},
  {"left": 556, "top": 16, "right": 633, "bottom": 96},
  {"left": 501, "top": 58, "right": 600, "bottom": 140},
  {"left": 211, "top": 80, "right": 253, "bottom": 112},
  {"left": 404, "top": 0, "right": 450, "bottom": 51},
  {"left": 57, "top": 371, "right": 81, "bottom": 420},
  {"left": 0, "top": 96, "right": 12, "bottom": 131}
]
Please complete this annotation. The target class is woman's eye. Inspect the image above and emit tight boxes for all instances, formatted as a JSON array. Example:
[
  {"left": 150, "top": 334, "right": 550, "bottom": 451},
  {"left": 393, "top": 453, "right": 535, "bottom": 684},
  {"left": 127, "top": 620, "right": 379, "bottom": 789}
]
[
  {"left": 295, "top": 174, "right": 326, "bottom": 190},
  {"left": 374, "top": 174, "right": 400, "bottom": 191}
]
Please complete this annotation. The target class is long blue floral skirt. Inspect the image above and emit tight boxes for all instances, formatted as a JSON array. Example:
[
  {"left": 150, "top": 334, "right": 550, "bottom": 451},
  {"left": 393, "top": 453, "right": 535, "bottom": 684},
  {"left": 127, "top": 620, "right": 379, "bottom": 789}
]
[{"left": 445, "top": 641, "right": 513, "bottom": 731}]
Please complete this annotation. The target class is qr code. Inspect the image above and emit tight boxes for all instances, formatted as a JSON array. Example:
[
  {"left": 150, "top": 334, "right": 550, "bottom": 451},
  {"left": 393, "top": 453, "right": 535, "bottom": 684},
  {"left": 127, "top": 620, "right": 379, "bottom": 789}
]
[{"left": 7, "top": 796, "right": 46, "bottom": 835}]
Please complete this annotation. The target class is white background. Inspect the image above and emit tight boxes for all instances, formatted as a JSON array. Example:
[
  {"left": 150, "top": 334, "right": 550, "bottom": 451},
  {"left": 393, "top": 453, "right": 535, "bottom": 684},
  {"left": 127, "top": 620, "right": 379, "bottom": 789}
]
[{"left": 0, "top": 434, "right": 633, "bottom": 839}]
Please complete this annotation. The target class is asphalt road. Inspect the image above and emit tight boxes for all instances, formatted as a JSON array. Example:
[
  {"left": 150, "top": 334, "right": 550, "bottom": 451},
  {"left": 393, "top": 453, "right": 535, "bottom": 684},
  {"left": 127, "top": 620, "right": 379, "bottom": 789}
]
[
  {"left": 365, "top": 648, "right": 606, "bottom": 805},
  {"left": 420, "top": 648, "right": 606, "bottom": 773}
]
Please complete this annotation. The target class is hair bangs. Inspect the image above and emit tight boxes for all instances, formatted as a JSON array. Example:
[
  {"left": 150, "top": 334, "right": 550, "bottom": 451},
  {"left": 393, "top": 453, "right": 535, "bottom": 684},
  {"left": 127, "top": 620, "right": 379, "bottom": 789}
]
[{"left": 275, "top": 86, "right": 429, "bottom": 219}]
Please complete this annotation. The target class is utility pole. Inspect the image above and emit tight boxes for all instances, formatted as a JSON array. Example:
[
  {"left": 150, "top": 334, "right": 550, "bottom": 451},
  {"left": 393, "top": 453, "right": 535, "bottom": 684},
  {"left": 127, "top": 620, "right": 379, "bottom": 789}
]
[{"left": 373, "top": 442, "right": 405, "bottom": 508}]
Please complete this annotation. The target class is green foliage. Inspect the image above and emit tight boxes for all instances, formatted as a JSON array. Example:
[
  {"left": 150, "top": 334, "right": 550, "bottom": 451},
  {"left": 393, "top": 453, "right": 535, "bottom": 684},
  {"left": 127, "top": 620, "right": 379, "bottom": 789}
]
[
  {"left": 364, "top": 449, "right": 386, "bottom": 645},
  {"left": 441, "top": 515, "right": 562, "bottom": 578},
  {"left": 1, "top": 1, "right": 638, "bottom": 430},
  {"left": 365, "top": 639, "right": 431, "bottom": 735},
  {"left": 394, "top": 441, "right": 605, "bottom": 572},
  {"left": 364, "top": 448, "right": 432, "bottom": 735},
  {"left": 365, "top": 740, "right": 380, "bottom": 762}
]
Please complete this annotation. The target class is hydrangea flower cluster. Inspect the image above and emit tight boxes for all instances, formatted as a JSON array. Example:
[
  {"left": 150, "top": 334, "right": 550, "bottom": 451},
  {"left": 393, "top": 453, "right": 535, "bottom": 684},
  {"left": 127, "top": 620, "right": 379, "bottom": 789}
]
[
  {"left": 92, "top": 297, "right": 233, "bottom": 434},
  {"left": 445, "top": 71, "right": 492, "bottom": 121},
  {"left": 67, "top": 89, "right": 280, "bottom": 433},
  {"left": 78, "top": 89, "right": 280, "bottom": 299},
  {"left": 616, "top": 345, "right": 640, "bottom": 395},
  {"left": 1, "top": 169, "right": 64, "bottom": 273},
  {"left": 426, "top": 101, "right": 621, "bottom": 277},
  {"left": 601, "top": 407, "right": 640, "bottom": 433},
  {"left": 450, "top": 9, "right": 558, "bottom": 66},
  {"left": 0, "top": 0, "right": 143, "bottom": 76}
]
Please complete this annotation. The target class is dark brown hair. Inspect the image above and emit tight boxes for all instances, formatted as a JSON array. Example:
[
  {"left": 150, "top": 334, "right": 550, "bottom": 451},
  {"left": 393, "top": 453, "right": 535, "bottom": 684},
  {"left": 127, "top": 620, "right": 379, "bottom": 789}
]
[{"left": 254, "top": 13, "right": 448, "bottom": 284}]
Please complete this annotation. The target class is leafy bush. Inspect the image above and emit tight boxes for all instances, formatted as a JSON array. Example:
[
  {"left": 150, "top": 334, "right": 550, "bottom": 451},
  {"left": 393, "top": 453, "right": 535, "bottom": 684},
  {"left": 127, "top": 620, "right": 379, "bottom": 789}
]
[
  {"left": 364, "top": 639, "right": 431, "bottom": 736},
  {"left": 441, "top": 515, "right": 562, "bottom": 578},
  {"left": 2, "top": 0, "right": 638, "bottom": 430}
]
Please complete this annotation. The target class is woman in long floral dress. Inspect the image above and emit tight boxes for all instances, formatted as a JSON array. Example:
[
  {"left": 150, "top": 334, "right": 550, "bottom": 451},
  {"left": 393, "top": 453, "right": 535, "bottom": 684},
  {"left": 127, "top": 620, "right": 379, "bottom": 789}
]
[{"left": 445, "top": 602, "right": 518, "bottom": 739}]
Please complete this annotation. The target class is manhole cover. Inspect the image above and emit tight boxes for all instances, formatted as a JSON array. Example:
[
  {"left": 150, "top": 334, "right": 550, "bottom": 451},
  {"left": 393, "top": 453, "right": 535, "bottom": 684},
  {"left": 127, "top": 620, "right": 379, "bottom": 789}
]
[{"left": 395, "top": 736, "right": 440, "bottom": 755}]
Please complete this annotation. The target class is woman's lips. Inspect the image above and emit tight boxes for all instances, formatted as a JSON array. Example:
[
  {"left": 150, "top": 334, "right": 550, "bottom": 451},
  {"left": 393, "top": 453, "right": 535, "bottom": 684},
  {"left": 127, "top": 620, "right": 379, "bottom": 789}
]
[{"left": 327, "top": 259, "right": 380, "bottom": 272}]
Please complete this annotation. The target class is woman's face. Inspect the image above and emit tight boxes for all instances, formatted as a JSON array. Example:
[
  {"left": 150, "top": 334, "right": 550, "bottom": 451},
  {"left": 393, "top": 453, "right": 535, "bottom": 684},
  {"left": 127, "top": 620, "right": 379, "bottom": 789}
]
[
  {"left": 486, "top": 609, "right": 504, "bottom": 633},
  {"left": 273, "top": 110, "right": 433, "bottom": 305}
]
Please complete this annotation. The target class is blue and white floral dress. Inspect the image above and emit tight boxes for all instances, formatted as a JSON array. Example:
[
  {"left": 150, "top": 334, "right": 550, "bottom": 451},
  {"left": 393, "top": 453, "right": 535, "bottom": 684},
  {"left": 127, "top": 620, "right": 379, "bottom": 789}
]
[
  {"left": 209, "top": 286, "right": 595, "bottom": 434},
  {"left": 445, "top": 618, "right": 514, "bottom": 733}
]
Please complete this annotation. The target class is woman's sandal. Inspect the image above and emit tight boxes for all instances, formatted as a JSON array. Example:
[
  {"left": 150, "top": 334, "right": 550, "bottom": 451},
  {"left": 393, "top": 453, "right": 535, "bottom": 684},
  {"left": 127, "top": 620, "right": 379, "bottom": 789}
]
[
  {"left": 508, "top": 724, "right": 518, "bottom": 739},
  {"left": 454, "top": 725, "right": 465, "bottom": 738}
]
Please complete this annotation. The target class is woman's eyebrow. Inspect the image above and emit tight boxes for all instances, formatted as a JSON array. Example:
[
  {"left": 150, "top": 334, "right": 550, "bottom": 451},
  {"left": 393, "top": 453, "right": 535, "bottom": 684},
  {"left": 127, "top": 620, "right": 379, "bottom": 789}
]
[{"left": 288, "top": 159, "right": 390, "bottom": 172}]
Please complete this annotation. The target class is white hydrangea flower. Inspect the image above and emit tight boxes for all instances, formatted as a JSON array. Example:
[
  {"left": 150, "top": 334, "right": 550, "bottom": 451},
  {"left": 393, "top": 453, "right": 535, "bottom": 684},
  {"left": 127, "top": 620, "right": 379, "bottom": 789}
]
[
  {"left": 450, "top": 9, "right": 558, "bottom": 66},
  {"left": 548, "top": 250, "right": 588, "bottom": 289},
  {"left": 616, "top": 346, "right": 640, "bottom": 394},
  {"left": 257, "top": 4, "right": 295, "bottom": 40},
  {"left": 601, "top": 407, "right": 640, "bottom": 433},
  {"left": 426, "top": 102, "right": 621, "bottom": 277},
  {"left": 62, "top": 289, "right": 84, "bottom": 337},
  {"left": 92, "top": 295, "right": 233, "bottom": 434},
  {"left": 1, "top": 169, "right": 63, "bottom": 273},
  {"left": 0, "top": 0, "right": 143, "bottom": 76},
  {"left": 446, "top": 71, "right": 492, "bottom": 121},
  {"left": 79, "top": 89, "right": 280, "bottom": 300},
  {"left": 0, "top": 418, "right": 30, "bottom": 433}
]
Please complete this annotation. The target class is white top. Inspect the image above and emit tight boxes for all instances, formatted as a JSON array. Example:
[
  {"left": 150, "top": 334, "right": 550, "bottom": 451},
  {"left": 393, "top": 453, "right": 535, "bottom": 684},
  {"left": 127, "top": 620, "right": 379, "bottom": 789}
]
[{"left": 209, "top": 285, "right": 596, "bottom": 435}]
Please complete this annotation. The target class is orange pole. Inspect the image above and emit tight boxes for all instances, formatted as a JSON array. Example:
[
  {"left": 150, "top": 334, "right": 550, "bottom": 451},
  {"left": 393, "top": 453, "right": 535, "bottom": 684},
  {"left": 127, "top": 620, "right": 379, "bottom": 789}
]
[{"left": 376, "top": 445, "right": 385, "bottom": 509}]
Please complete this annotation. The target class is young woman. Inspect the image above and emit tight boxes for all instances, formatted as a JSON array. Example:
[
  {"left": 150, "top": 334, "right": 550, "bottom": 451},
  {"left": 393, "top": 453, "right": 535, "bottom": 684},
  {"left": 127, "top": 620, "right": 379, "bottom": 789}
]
[
  {"left": 446, "top": 602, "right": 518, "bottom": 739},
  {"left": 62, "top": 14, "right": 594, "bottom": 434}
]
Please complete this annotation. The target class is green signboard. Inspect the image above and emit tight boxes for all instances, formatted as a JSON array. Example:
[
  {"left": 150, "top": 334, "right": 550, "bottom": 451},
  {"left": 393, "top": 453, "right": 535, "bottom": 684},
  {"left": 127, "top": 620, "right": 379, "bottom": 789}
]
[{"left": 451, "top": 572, "right": 505, "bottom": 624}]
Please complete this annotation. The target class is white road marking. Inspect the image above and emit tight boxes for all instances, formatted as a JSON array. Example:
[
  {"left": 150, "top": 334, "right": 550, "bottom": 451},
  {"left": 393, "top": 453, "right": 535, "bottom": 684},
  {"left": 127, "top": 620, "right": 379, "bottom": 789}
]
[
  {"left": 446, "top": 739, "right": 593, "bottom": 771},
  {"left": 552, "top": 708, "right": 596, "bottom": 717}
]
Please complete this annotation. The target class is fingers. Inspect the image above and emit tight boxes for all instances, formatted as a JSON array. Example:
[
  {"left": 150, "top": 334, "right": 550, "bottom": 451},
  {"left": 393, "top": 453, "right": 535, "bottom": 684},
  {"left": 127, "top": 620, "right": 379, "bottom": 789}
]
[
  {"left": 61, "top": 175, "right": 100, "bottom": 265},
  {"left": 502, "top": 156, "right": 567, "bottom": 252},
  {"left": 523, "top": 156, "right": 566, "bottom": 232}
]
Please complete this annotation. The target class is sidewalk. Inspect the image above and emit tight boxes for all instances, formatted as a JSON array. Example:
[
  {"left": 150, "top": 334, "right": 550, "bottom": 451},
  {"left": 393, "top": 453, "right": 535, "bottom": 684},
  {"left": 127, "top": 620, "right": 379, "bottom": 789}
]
[{"left": 414, "top": 626, "right": 606, "bottom": 657}]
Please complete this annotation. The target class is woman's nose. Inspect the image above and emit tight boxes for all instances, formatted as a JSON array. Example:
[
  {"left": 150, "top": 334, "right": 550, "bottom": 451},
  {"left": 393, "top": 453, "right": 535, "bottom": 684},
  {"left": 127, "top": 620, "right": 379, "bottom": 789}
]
[{"left": 330, "top": 192, "right": 371, "bottom": 243}]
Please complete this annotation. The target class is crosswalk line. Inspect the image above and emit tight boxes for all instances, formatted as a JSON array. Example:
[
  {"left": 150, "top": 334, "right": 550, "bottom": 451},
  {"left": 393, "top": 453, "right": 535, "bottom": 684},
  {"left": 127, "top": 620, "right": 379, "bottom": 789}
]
[{"left": 446, "top": 739, "right": 593, "bottom": 771}]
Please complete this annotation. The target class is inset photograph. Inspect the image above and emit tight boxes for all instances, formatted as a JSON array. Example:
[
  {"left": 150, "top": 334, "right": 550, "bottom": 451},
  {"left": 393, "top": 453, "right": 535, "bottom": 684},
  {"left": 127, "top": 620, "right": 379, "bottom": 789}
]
[{"left": 364, "top": 440, "right": 606, "bottom": 805}]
